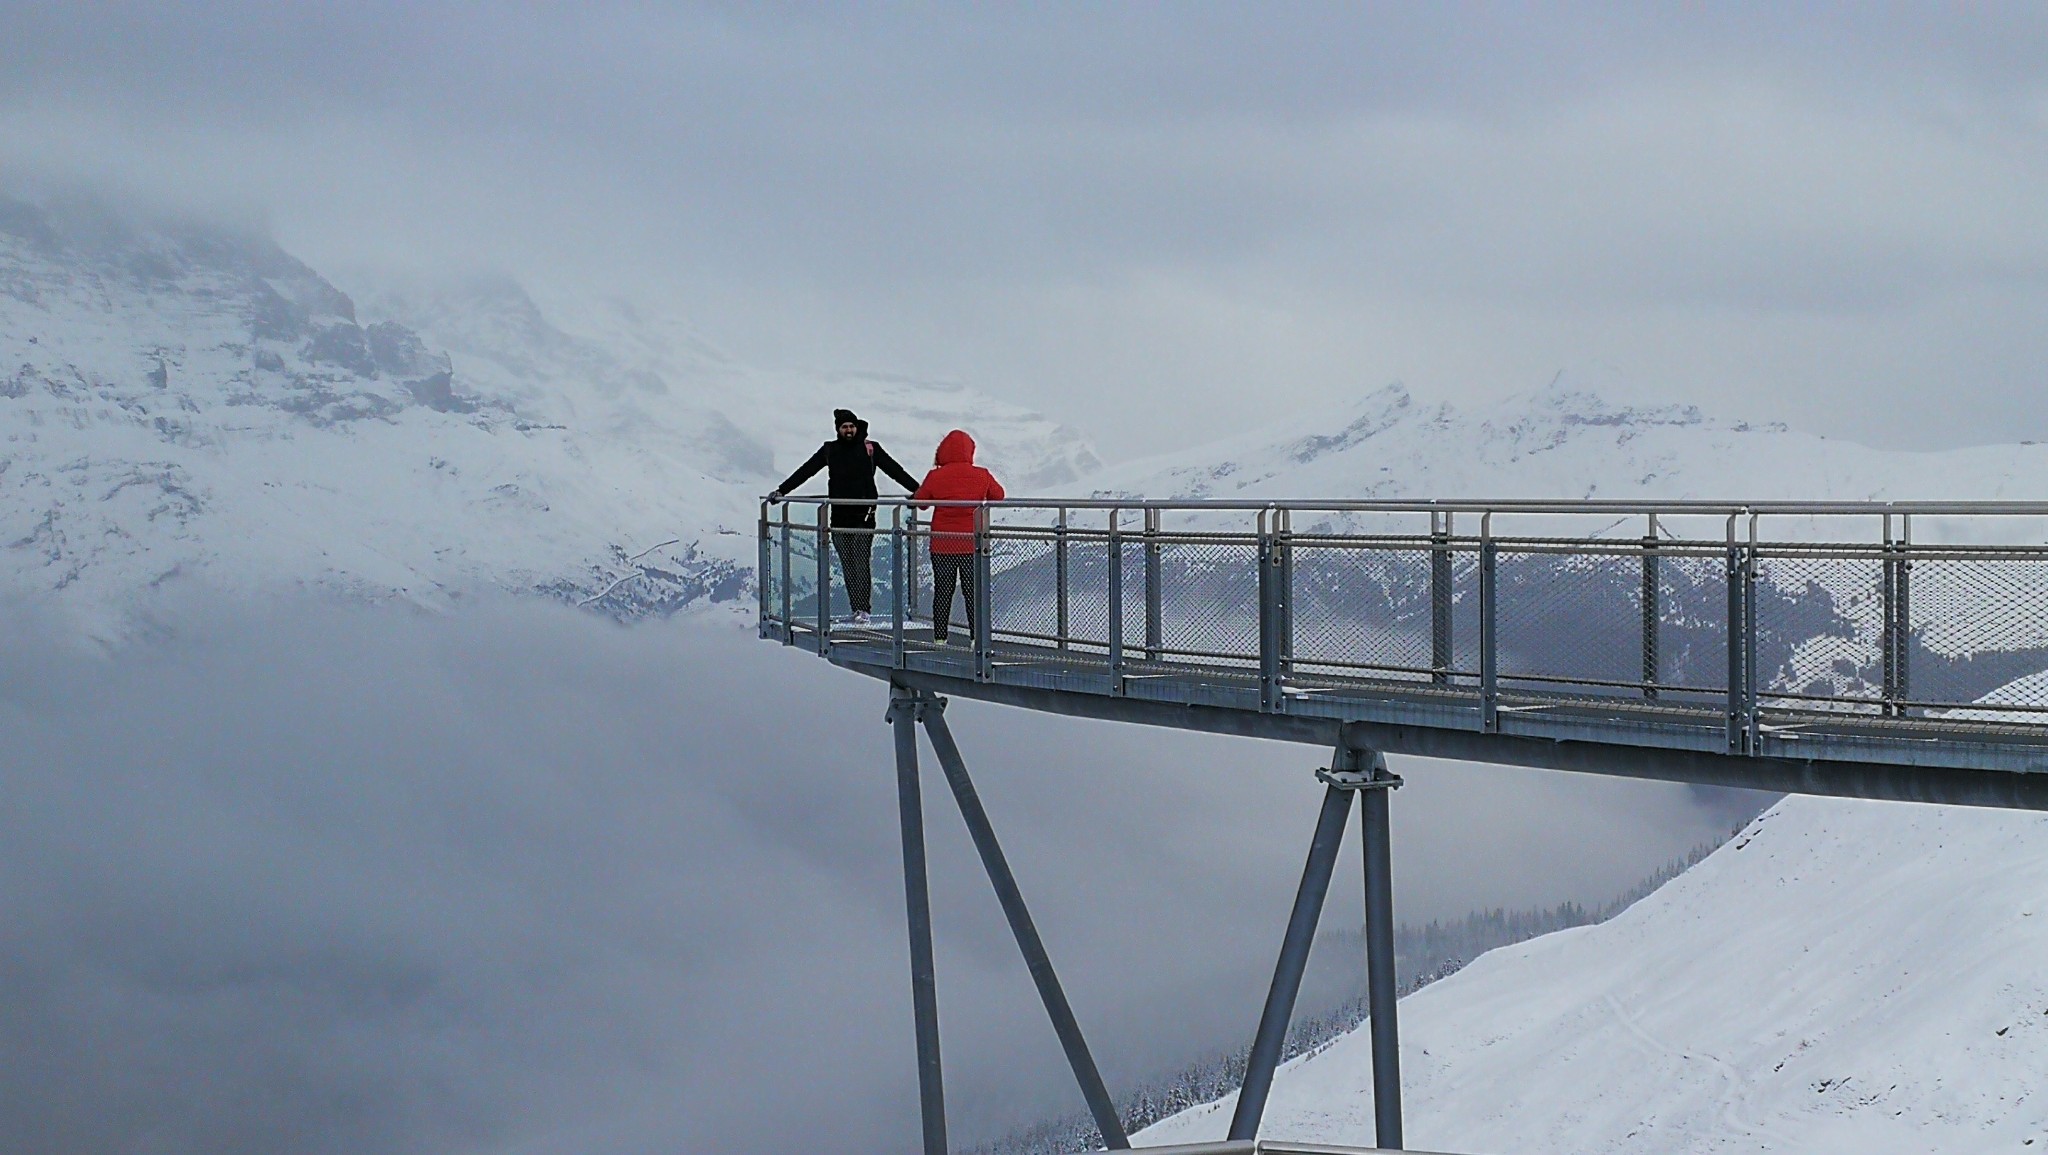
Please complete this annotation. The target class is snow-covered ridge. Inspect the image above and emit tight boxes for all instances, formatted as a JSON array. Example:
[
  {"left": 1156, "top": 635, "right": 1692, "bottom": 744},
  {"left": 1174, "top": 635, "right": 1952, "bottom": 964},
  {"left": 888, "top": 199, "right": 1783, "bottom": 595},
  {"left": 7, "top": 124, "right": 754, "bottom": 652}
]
[
  {"left": 0, "top": 193, "right": 1099, "bottom": 640},
  {"left": 1099, "top": 377, "right": 2048, "bottom": 506}
]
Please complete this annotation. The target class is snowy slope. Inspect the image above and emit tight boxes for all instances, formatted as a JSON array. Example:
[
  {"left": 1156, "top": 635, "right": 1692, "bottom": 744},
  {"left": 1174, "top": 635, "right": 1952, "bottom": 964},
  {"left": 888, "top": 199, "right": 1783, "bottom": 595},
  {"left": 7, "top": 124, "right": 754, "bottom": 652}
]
[
  {"left": 1135, "top": 790, "right": 2048, "bottom": 1153},
  {"left": 0, "top": 194, "right": 1097, "bottom": 639}
]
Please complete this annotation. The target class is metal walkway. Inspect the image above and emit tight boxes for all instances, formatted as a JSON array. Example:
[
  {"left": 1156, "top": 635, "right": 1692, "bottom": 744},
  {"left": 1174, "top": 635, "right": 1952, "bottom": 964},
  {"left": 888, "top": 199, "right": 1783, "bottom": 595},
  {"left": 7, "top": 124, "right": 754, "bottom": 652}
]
[{"left": 759, "top": 496, "right": 2048, "bottom": 1152}]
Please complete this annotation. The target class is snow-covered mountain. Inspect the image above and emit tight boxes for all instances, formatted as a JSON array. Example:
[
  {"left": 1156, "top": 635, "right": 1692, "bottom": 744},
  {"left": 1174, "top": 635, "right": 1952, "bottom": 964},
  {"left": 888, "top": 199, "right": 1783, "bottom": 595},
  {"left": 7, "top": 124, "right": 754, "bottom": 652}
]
[
  {"left": 13, "top": 185, "right": 2048, "bottom": 651},
  {"left": 0, "top": 194, "right": 1098, "bottom": 640},
  {"left": 1098, "top": 375, "right": 2048, "bottom": 506},
  {"left": 1135, "top": 784, "right": 2048, "bottom": 1153}
]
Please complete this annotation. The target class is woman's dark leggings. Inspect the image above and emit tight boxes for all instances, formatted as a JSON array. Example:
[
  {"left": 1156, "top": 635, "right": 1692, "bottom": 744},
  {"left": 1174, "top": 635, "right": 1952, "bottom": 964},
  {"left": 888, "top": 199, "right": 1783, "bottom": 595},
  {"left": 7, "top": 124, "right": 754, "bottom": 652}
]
[{"left": 930, "top": 552, "right": 976, "bottom": 640}]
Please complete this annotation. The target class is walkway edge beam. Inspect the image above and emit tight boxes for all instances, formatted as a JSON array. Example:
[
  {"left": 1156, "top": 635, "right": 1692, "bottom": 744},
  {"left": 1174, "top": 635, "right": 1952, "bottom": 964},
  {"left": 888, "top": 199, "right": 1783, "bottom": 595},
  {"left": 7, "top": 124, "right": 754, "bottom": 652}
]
[{"left": 863, "top": 663, "right": 2048, "bottom": 811}]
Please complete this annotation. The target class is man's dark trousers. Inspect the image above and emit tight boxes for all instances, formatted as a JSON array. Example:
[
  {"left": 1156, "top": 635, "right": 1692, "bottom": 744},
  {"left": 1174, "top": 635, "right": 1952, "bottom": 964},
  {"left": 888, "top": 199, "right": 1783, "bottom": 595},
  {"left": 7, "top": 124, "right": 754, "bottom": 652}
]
[{"left": 832, "top": 531, "right": 874, "bottom": 615}]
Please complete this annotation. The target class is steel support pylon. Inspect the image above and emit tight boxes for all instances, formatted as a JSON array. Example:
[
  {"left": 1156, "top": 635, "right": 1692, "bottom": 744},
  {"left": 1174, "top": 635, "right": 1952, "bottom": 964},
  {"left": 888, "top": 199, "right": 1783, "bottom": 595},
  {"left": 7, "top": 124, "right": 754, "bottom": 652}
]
[
  {"left": 888, "top": 687, "right": 948, "bottom": 1155},
  {"left": 1230, "top": 772, "right": 1354, "bottom": 1140},
  {"left": 1354, "top": 746, "right": 1404, "bottom": 1149},
  {"left": 1230, "top": 740, "right": 1404, "bottom": 1146},
  {"left": 892, "top": 685, "right": 1131, "bottom": 1150}
]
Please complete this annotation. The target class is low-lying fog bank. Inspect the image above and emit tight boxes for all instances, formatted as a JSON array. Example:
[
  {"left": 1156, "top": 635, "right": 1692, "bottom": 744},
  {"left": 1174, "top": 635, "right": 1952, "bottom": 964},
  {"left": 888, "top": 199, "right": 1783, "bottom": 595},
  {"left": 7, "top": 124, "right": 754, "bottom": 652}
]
[{"left": 0, "top": 597, "right": 1752, "bottom": 1153}]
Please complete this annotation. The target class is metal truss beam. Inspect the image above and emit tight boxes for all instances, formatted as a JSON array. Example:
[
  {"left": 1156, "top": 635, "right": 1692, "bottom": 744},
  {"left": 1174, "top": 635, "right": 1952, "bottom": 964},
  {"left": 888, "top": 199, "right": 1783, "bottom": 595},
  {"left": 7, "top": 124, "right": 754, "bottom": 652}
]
[
  {"left": 913, "top": 690, "right": 1132, "bottom": 1149},
  {"left": 1231, "top": 778, "right": 1355, "bottom": 1140}
]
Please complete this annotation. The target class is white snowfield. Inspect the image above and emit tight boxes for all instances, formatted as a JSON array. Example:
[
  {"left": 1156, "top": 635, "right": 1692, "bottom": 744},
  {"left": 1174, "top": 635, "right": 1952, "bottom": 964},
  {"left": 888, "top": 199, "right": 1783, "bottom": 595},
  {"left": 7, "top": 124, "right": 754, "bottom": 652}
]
[
  {"left": 1135, "top": 790, "right": 2048, "bottom": 1153},
  {"left": 0, "top": 194, "right": 1097, "bottom": 640}
]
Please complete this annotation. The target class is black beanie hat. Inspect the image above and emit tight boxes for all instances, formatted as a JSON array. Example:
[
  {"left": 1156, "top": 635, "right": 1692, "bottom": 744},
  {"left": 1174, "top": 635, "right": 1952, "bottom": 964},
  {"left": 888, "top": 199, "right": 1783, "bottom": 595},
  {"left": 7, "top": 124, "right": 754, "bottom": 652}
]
[{"left": 834, "top": 408, "right": 860, "bottom": 426}]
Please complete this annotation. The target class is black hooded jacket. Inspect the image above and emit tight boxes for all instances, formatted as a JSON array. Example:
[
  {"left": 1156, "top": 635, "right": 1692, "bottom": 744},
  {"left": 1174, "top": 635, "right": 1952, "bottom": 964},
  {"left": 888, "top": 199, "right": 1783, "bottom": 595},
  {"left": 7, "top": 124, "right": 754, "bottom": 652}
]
[{"left": 775, "top": 420, "right": 921, "bottom": 527}]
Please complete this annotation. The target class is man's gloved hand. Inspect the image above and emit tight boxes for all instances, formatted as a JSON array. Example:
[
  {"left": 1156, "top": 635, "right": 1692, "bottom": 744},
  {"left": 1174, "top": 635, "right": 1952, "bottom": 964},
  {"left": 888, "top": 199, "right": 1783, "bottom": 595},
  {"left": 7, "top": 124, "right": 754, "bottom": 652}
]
[{"left": 766, "top": 490, "right": 784, "bottom": 503}]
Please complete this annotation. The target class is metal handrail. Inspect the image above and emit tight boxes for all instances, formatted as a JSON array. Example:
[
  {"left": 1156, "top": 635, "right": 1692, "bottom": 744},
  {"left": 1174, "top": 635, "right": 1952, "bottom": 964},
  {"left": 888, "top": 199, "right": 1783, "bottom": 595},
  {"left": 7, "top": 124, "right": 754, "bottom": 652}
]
[
  {"left": 760, "top": 493, "right": 2048, "bottom": 779},
  {"left": 767, "top": 495, "right": 2048, "bottom": 516}
]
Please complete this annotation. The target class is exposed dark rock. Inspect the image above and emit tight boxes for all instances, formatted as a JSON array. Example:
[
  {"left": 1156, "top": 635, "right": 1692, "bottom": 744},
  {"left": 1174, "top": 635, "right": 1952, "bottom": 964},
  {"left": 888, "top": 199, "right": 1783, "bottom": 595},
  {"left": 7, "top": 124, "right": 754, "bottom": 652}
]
[
  {"left": 248, "top": 281, "right": 308, "bottom": 342},
  {"left": 406, "top": 371, "right": 474, "bottom": 413},
  {"left": 367, "top": 321, "right": 445, "bottom": 378},
  {"left": 304, "top": 322, "right": 377, "bottom": 376}
]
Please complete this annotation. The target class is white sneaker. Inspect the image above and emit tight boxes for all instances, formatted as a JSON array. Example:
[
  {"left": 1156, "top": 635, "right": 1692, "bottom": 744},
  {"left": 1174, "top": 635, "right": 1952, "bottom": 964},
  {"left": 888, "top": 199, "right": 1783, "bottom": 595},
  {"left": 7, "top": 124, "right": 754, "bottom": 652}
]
[{"left": 851, "top": 611, "right": 871, "bottom": 626}]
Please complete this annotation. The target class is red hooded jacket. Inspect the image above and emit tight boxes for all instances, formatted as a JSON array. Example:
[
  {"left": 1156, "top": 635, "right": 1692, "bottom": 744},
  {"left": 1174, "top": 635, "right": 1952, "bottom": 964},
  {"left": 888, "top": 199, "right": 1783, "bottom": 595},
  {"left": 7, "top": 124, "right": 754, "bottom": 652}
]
[{"left": 914, "top": 430, "right": 1005, "bottom": 554}]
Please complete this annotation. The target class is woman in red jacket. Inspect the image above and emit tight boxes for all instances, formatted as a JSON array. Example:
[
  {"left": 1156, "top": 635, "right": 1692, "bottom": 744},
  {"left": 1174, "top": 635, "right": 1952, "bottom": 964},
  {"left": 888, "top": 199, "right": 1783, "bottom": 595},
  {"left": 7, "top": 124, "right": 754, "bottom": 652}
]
[{"left": 913, "top": 429, "right": 1005, "bottom": 644}]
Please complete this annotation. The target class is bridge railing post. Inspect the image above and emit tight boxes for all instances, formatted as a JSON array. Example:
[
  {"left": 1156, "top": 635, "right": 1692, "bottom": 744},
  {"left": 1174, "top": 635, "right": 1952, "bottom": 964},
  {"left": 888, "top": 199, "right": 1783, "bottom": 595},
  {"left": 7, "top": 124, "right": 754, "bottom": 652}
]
[
  {"left": 974, "top": 505, "right": 994, "bottom": 681},
  {"left": 779, "top": 501, "right": 794, "bottom": 646},
  {"left": 1896, "top": 529, "right": 1912, "bottom": 715},
  {"left": 891, "top": 504, "right": 907, "bottom": 666},
  {"left": 1745, "top": 515, "right": 1760, "bottom": 747},
  {"left": 1277, "top": 507, "right": 1295, "bottom": 682},
  {"left": 1725, "top": 513, "right": 1757, "bottom": 753},
  {"left": 1642, "top": 512, "right": 1660, "bottom": 701},
  {"left": 1430, "top": 511, "right": 1453, "bottom": 687},
  {"left": 1479, "top": 512, "right": 1498, "bottom": 731},
  {"left": 1144, "top": 506, "right": 1163, "bottom": 661},
  {"left": 1055, "top": 507, "right": 1070, "bottom": 651},
  {"left": 1259, "top": 509, "right": 1282, "bottom": 710},
  {"left": 1108, "top": 509, "right": 1126, "bottom": 693},
  {"left": 1726, "top": 537, "right": 1743, "bottom": 751},
  {"left": 1882, "top": 513, "right": 1912, "bottom": 717},
  {"left": 758, "top": 501, "right": 773, "bottom": 640},
  {"left": 815, "top": 504, "right": 833, "bottom": 653}
]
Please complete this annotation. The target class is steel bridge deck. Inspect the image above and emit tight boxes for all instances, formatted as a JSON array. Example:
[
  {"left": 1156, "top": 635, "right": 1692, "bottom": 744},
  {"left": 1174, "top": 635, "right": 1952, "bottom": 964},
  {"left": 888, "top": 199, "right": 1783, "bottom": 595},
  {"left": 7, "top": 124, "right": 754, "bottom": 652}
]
[
  {"left": 771, "top": 618, "right": 2048, "bottom": 809},
  {"left": 762, "top": 497, "right": 2048, "bottom": 810}
]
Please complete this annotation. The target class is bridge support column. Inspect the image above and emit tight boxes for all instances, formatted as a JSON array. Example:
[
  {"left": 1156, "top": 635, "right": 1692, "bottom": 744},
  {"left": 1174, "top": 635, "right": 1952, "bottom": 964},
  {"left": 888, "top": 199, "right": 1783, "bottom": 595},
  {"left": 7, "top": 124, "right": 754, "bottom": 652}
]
[
  {"left": 918, "top": 692, "right": 1132, "bottom": 1149},
  {"left": 1230, "top": 740, "right": 1405, "bottom": 1146},
  {"left": 1230, "top": 768, "right": 1355, "bottom": 1141},
  {"left": 1353, "top": 745, "right": 1404, "bottom": 1150},
  {"left": 888, "top": 686, "right": 948, "bottom": 1155}
]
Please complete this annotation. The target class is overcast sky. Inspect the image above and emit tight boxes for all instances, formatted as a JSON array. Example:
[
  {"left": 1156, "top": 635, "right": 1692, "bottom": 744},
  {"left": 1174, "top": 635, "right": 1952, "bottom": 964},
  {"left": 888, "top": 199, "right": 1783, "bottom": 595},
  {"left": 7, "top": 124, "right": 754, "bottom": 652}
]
[{"left": 4, "top": 4, "right": 2046, "bottom": 458}]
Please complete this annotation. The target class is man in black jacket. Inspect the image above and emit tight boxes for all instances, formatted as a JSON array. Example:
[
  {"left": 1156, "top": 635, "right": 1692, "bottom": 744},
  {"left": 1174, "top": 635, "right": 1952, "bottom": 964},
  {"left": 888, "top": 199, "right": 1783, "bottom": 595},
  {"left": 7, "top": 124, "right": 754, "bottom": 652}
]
[{"left": 769, "top": 409, "right": 921, "bottom": 623}]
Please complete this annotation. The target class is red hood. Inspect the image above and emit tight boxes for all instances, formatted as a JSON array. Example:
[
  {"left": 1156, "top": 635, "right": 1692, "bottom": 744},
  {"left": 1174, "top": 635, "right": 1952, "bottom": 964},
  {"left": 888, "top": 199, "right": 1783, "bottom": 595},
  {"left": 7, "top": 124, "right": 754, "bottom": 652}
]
[{"left": 935, "top": 429, "right": 976, "bottom": 466}]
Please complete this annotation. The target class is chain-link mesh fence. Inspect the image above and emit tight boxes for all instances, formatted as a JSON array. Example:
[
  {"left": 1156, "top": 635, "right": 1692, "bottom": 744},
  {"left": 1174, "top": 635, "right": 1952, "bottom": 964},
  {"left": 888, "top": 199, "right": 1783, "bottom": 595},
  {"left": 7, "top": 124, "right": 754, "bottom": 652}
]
[
  {"left": 760, "top": 500, "right": 2048, "bottom": 740},
  {"left": 1905, "top": 553, "right": 2048, "bottom": 718},
  {"left": 986, "top": 530, "right": 1061, "bottom": 642},
  {"left": 1289, "top": 541, "right": 1440, "bottom": 682},
  {"left": 1751, "top": 550, "right": 1884, "bottom": 714},
  {"left": 1154, "top": 537, "right": 1261, "bottom": 664},
  {"left": 1652, "top": 550, "right": 1730, "bottom": 702},
  {"left": 1492, "top": 547, "right": 1647, "bottom": 698}
]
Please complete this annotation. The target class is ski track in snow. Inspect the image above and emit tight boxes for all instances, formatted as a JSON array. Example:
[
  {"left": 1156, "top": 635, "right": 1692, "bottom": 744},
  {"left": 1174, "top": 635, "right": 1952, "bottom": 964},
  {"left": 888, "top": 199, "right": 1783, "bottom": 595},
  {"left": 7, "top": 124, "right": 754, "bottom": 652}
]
[{"left": 1604, "top": 992, "right": 1797, "bottom": 1152}]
